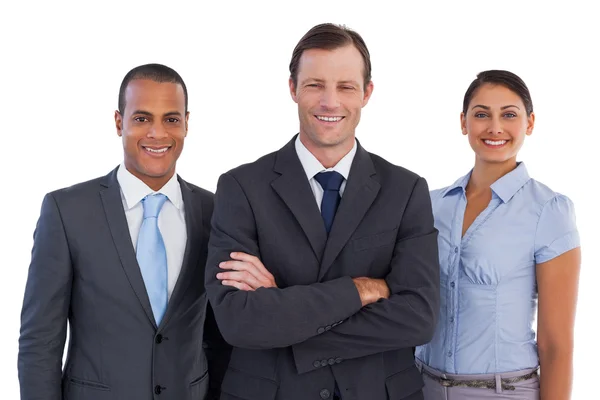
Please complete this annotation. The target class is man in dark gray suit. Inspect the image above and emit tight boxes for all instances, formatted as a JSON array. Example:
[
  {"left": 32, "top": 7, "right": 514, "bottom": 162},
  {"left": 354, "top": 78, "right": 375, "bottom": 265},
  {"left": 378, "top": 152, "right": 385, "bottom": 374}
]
[
  {"left": 205, "top": 24, "right": 440, "bottom": 400},
  {"left": 18, "top": 64, "right": 230, "bottom": 400}
]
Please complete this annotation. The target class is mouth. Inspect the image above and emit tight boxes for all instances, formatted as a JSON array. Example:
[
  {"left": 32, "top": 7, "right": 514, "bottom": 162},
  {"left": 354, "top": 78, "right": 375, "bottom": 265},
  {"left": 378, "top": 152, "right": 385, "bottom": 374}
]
[
  {"left": 141, "top": 145, "right": 172, "bottom": 156},
  {"left": 482, "top": 139, "right": 509, "bottom": 148},
  {"left": 314, "top": 115, "right": 344, "bottom": 124}
]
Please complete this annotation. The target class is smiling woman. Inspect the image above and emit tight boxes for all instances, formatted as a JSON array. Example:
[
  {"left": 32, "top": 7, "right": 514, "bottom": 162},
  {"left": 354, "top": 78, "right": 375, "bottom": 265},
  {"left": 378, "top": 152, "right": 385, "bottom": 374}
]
[{"left": 415, "top": 70, "right": 581, "bottom": 400}]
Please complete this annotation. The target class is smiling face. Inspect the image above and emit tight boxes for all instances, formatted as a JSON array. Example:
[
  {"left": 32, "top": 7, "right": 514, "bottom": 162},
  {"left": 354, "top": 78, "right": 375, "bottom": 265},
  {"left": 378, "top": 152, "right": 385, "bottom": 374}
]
[
  {"left": 115, "top": 79, "right": 189, "bottom": 190},
  {"left": 461, "top": 83, "right": 535, "bottom": 166},
  {"left": 289, "top": 44, "right": 373, "bottom": 155}
]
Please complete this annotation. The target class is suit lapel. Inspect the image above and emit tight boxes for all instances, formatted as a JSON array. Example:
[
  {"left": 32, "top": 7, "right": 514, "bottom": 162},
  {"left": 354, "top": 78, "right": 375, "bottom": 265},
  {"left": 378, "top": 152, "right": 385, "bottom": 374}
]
[
  {"left": 318, "top": 145, "right": 380, "bottom": 280},
  {"left": 100, "top": 167, "right": 157, "bottom": 329},
  {"left": 158, "top": 178, "right": 203, "bottom": 329},
  {"left": 271, "top": 138, "right": 328, "bottom": 263}
]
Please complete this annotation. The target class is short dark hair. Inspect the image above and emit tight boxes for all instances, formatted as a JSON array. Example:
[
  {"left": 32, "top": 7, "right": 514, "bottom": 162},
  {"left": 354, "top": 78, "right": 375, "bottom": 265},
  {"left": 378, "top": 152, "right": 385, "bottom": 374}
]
[
  {"left": 289, "top": 23, "right": 372, "bottom": 89},
  {"left": 118, "top": 63, "right": 188, "bottom": 114},
  {"left": 463, "top": 70, "right": 533, "bottom": 116}
]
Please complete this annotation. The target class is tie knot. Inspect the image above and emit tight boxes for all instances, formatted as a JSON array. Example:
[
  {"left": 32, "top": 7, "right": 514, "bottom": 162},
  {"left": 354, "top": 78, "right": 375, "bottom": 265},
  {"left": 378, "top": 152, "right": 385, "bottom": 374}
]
[
  {"left": 142, "top": 194, "right": 168, "bottom": 219},
  {"left": 315, "top": 171, "right": 344, "bottom": 192}
]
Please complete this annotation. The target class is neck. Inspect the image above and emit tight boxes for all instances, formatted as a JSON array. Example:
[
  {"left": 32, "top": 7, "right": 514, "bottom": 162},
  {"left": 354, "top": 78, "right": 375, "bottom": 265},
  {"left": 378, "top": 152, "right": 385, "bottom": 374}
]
[
  {"left": 124, "top": 163, "right": 175, "bottom": 192},
  {"left": 468, "top": 157, "right": 517, "bottom": 193},
  {"left": 299, "top": 132, "right": 354, "bottom": 169}
]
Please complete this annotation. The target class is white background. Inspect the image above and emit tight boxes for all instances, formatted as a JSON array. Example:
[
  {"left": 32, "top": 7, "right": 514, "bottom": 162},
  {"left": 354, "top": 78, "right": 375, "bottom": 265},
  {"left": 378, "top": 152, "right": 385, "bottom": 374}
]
[{"left": 1, "top": 1, "right": 598, "bottom": 398}]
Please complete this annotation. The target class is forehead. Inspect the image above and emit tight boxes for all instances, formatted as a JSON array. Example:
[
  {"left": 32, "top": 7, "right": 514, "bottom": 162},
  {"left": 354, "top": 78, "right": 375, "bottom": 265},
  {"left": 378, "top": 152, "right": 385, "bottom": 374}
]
[
  {"left": 297, "top": 45, "right": 364, "bottom": 82},
  {"left": 124, "top": 79, "right": 185, "bottom": 113},
  {"left": 470, "top": 84, "right": 525, "bottom": 108}
]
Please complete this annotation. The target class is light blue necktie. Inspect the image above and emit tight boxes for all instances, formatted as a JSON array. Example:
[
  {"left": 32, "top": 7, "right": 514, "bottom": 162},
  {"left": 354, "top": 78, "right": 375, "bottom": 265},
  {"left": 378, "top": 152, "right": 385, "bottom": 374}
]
[{"left": 136, "top": 194, "right": 168, "bottom": 325}]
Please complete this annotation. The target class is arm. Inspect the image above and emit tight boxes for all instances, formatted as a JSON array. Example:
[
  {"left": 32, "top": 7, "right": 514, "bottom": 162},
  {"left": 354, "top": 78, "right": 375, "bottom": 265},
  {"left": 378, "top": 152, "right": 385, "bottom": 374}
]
[
  {"left": 18, "top": 193, "right": 72, "bottom": 400},
  {"left": 203, "top": 300, "right": 232, "bottom": 400},
  {"left": 534, "top": 194, "right": 581, "bottom": 400},
  {"left": 536, "top": 248, "right": 580, "bottom": 400},
  {"left": 291, "top": 177, "right": 440, "bottom": 373},
  {"left": 204, "top": 172, "right": 363, "bottom": 349}
]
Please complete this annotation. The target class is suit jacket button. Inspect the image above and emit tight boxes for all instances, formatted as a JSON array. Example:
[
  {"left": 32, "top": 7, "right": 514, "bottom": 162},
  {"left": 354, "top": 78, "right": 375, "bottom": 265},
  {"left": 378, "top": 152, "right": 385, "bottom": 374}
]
[
  {"left": 325, "top": 325, "right": 332, "bottom": 331},
  {"left": 320, "top": 360, "right": 327, "bottom": 367},
  {"left": 328, "top": 358, "right": 335, "bottom": 365},
  {"left": 155, "top": 334, "right": 163, "bottom": 344},
  {"left": 317, "top": 327, "right": 325, "bottom": 334},
  {"left": 335, "top": 358, "right": 342, "bottom": 364},
  {"left": 320, "top": 388, "right": 331, "bottom": 399},
  {"left": 154, "top": 385, "right": 163, "bottom": 394},
  {"left": 313, "top": 360, "right": 321, "bottom": 368}
]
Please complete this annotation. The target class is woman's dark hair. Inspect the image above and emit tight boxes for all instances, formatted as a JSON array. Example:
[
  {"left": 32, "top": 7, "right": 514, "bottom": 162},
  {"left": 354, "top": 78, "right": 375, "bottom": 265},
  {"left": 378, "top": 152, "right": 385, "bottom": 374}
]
[{"left": 462, "top": 70, "right": 533, "bottom": 116}]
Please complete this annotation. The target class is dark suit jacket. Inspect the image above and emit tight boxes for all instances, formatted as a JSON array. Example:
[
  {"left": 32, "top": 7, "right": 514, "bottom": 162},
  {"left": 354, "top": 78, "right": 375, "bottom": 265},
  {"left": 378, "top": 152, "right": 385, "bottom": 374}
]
[
  {"left": 205, "top": 137, "right": 440, "bottom": 400},
  {"left": 18, "top": 167, "right": 231, "bottom": 400}
]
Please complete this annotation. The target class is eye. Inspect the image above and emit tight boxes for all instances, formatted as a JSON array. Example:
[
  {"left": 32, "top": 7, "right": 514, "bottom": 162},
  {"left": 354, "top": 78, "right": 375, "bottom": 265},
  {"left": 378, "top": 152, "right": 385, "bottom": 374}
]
[
  {"left": 134, "top": 116, "right": 149, "bottom": 122},
  {"left": 504, "top": 112, "right": 517, "bottom": 118},
  {"left": 166, "top": 117, "right": 180, "bottom": 123},
  {"left": 474, "top": 112, "right": 487, "bottom": 118},
  {"left": 340, "top": 86, "right": 355, "bottom": 91},
  {"left": 306, "top": 83, "right": 322, "bottom": 88}
]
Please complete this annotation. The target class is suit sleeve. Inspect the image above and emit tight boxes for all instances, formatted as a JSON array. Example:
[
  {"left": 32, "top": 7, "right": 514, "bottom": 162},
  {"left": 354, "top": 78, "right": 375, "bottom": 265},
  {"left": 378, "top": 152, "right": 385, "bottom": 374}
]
[
  {"left": 18, "top": 193, "right": 72, "bottom": 399},
  {"left": 291, "top": 177, "right": 440, "bottom": 373},
  {"left": 205, "top": 172, "right": 363, "bottom": 349},
  {"left": 203, "top": 299, "right": 232, "bottom": 400}
]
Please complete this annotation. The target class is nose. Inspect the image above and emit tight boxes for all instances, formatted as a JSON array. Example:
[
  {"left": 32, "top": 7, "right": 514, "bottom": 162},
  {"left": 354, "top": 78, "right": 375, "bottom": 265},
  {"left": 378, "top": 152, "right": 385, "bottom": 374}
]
[
  {"left": 488, "top": 117, "right": 503, "bottom": 135},
  {"left": 148, "top": 122, "right": 168, "bottom": 139},
  {"left": 320, "top": 87, "right": 340, "bottom": 110}
]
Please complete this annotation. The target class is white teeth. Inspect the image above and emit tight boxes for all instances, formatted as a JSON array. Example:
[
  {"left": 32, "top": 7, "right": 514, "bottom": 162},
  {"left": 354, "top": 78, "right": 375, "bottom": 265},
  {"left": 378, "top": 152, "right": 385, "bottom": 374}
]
[
  {"left": 484, "top": 140, "right": 507, "bottom": 146},
  {"left": 316, "top": 116, "right": 343, "bottom": 122},
  {"left": 145, "top": 147, "right": 169, "bottom": 153}
]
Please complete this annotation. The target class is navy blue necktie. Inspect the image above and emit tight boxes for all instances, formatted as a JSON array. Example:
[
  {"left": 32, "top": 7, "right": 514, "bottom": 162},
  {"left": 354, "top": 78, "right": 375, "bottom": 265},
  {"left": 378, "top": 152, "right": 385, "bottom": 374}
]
[
  {"left": 315, "top": 171, "right": 345, "bottom": 398},
  {"left": 314, "top": 171, "right": 344, "bottom": 234}
]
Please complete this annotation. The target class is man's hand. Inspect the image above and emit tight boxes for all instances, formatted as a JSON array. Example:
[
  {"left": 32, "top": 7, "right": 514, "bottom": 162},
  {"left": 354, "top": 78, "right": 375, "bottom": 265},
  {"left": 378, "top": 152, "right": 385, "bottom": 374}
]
[
  {"left": 216, "top": 252, "right": 277, "bottom": 291},
  {"left": 352, "top": 277, "right": 390, "bottom": 306}
]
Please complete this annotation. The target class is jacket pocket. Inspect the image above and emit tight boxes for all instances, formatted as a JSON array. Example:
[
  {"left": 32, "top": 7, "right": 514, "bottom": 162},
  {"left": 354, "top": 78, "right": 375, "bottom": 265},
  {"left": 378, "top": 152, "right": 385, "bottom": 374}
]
[
  {"left": 190, "top": 370, "right": 209, "bottom": 386},
  {"left": 190, "top": 370, "right": 209, "bottom": 399},
  {"left": 67, "top": 377, "right": 110, "bottom": 391},
  {"left": 221, "top": 367, "right": 278, "bottom": 400},
  {"left": 385, "top": 365, "right": 423, "bottom": 399}
]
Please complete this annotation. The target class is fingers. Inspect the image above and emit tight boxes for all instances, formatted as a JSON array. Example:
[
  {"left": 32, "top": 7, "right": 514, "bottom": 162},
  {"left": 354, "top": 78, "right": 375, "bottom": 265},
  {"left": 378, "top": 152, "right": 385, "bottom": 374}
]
[
  {"left": 221, "top": 280, "right": 254, "bottom": 291},
  {"left": 230, "top": 252, "right": 274, "bottom": 279},
  {"left": 216, "top": 271, "right": 261, "bottom": 289},
  {"left": 219, "top": 260, "right": 266, "bottom": 282}
]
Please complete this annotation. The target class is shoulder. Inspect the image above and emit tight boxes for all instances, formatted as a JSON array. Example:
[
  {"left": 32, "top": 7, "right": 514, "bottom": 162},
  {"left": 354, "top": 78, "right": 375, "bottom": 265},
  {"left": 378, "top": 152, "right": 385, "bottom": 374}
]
[
  {"left": 368, "top": 152, "right": 422, "bottom": 186},
  {"left": 49, "top": 174, "right": 110, "bottom": 204}
]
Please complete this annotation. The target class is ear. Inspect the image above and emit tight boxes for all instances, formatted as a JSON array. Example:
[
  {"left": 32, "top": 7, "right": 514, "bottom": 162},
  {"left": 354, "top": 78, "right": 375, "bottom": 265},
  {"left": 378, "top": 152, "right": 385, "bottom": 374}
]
[
  {"left": 289, "top": 77, "right": 298, "bottom": 103},
  {"left": 184, "top": 111, "right": 190, "bottom": 137},
  {"left": 460, "top": 112, "right": 467, "bottom": 135},
  {"left": 115, "top": 110, "right": 123, "bottom": 137},
  {"left": 525, "top": 112, "right": 535, "bottom": 136},
  {"left": 362, "top": 80, "right": 374, "bottom": 107}
]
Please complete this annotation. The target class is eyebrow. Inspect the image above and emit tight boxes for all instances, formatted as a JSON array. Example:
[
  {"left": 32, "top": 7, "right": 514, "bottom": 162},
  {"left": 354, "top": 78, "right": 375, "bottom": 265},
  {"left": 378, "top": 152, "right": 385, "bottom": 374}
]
[
  {"left": 471, "top": 105, "right": 521, "bottom": 110},
  {"left": 300, "top": 78, "right": 360, "bottom": 87},
  {"left": 131, "top": 110, "right": 183, "bottom": 117}
]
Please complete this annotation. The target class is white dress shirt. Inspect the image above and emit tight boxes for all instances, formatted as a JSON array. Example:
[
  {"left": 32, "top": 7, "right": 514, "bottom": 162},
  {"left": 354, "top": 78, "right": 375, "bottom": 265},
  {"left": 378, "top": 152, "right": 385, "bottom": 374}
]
[
  {"left": 116, "top": 163, "right": 187, "bottom": 300},
  {"left": 294, "top": 135, "right": 357, "bottom": 208}
]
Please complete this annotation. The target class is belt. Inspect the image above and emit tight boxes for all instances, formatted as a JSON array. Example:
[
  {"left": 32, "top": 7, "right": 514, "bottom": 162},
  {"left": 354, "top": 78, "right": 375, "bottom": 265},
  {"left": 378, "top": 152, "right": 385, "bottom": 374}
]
[{"left": 421, "top": 368, "right": 539, "bottom": 391}]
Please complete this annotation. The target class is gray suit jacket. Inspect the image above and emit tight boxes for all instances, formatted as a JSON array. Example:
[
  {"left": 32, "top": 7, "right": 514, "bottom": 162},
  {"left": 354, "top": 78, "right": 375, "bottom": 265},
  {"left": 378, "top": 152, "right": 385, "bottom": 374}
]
[
  {"left": 18, "top": 167, "right": 231, "bottom": 400},
  {"left": 205, "top": 137, "right": 440, "bottom": 400}
]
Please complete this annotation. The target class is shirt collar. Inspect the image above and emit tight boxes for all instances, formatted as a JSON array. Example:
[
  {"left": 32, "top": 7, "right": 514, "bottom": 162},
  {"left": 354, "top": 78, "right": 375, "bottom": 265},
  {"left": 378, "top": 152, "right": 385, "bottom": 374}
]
[
  {"left": 294, "top": 135, "right": 357, "bottom": 181},
  {"left": 116, "top": 163, "right": 183, "bottom": 210},
  {"left": 442, "top": 162, "right": 531, "bottom": 203},
  {"left": 490, "top": 162, "right": 531, "bottom": 203}
]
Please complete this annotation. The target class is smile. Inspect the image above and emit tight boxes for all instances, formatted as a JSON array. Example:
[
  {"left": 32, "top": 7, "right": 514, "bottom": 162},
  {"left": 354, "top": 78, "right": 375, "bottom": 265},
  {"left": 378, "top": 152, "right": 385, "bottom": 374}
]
[
  {"left": 142, "top": 146, "right": 171, "bottom": 155},
  {"left": 315, "top": 115, "right": 344, "bottom": 122},
  {"left": 483, "top": 139, "right": 507, "bottom": 147}
]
